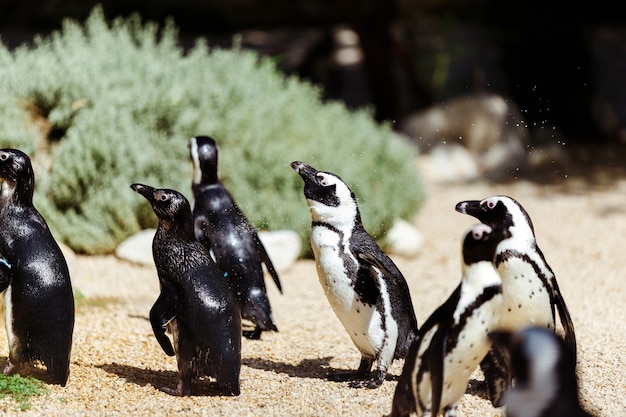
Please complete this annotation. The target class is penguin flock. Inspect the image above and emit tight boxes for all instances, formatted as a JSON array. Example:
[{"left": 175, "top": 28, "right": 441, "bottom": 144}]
[{"left": 0, "top": 141, "right": 595, "bottom": 417}]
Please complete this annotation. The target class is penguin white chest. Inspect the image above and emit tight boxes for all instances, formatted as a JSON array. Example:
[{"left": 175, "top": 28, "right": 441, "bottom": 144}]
[
  {"left": 310, "top": 227, "right": 381, "bottom": 356},
  {"left": 498, "top": 258, "right": 553, "bottom": 330}
]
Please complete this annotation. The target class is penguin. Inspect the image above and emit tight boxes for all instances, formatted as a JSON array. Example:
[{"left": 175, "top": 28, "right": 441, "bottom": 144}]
[
  {"left": 0, "top": 148, "right": 74, "bottom": 386},
  {"left": 388, "top": 223, "right": 511, "bottom": 417},
  {"left": 189, "top": 136, "right": 282, "bottom": 340},
  {"left": 291, "top": 161, "right": 418, "bottom": 389},
  {"left": 455, "top": 195, "right": 576, "bottom": 406},
  {"left": 131, "top": 183, "right": 241, "bottom": 396},
  {"left": 489, "top": 327, "right": 594, "bottom": 417}
]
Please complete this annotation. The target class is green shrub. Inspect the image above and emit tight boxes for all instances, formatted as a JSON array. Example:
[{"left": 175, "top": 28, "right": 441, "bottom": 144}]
[
  {"left": 0, "top": 7, "right": 424, "bottom": 255},
  {"left": 0, "top": 374, "right": 48, "bottom": 411}
]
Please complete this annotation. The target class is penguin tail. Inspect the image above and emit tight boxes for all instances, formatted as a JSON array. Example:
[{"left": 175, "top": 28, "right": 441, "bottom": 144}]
[{"left": 242, "top": 298, "right": 279, "bottom": 333}]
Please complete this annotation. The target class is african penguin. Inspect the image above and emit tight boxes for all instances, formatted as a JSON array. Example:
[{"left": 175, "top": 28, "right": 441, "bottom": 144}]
[
  {"left": 489, "top": 327, "right": 594, "bottom": 417},
  {"left": 0, "top": 148, "right": 75, "bottom": 386},
  {"left": 131, "top": 183, "right": 241, "bottom": 396},
  {"left": 455, "top": 195, "right": 576, "bottom": 406},
  {"left": 0, "top": 149, "right": 75, "bottom": 386},
  {"left": 190, "top": 135, "right": 282, "bottom": 340},
  {"left": 388, "top": 223, "right": 510, "bottom": 417},
  {"left": 291, "top": 161, "right": 418, "bottom": 389}
]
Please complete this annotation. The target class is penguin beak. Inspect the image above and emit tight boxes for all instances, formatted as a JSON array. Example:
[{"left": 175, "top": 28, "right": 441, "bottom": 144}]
[
  {"left": 454, "top": 200, "right": 485, "bottom": 220},
  {"left": 131, "top": 183, "right": 156, "bottom": 201},
  {"left": 291, "top": 161, "right": 318, "bottom": 183}
]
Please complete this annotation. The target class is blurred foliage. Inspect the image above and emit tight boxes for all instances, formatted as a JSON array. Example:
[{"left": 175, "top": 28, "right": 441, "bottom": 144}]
[{"left": 0, "top": 6, "right": 424, "bottom": 255}]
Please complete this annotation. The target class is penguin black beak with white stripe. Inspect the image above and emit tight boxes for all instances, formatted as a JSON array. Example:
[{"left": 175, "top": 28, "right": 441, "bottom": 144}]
[
  {"left": 131, "top": 183, "right": 242, "bottom": 396},
  {"left": 388, "top": 224, "right": 510, "bottom": 417},
  {"left": 291, "top": 161, "right": 418, "bottom": 389},
  {"left": 190, "top": 136, "right": 282, "bottom": 340},
  {"left": 0, "top": 148, "right": 75, "bottom": 386},
  {"left": 455, "top": 195, "right": 577, "bottom": 407},
  {"left": 489, "top": 327, "right": 594, "bottom": 417}
]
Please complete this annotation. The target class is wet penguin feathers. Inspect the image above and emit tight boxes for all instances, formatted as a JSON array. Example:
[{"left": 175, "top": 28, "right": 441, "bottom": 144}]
[
  {"left": 292, "top": 161, "right": 418, "bottom": 389},
  {"left": 131, "top": 183, "right": 242, "bottom": 396},
  {"left": 189, "top": 136, "right": 282, "bottom": 340},
  {"left": 0, "top": 148, "right": 74, "bottom": 386},
  {"left": 489, "top": 327, "right": 594, "bottom": 417}
]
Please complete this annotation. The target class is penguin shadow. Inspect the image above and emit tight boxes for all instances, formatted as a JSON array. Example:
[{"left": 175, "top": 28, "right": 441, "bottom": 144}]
[
  {"left": 242, "top": 356, "right": 399, "bottom": 383},
  {"left": 243, "top": 356, "right": 333, "bottom": 380},
  {"left": 97, "top": 363, "right": 226, "bottom": 397}
]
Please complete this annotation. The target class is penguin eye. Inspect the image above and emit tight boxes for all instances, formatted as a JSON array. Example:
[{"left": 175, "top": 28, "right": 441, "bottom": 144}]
[
  {"left": 482, "top": 198, "right": 496, "bottom": 209},
  {"left": 160, "top": 194, "right": 169, "bottom": 201},
  {"left": 472, "top": 224, "right": 492, "bottom": 240},
  {"left": 0, "top": 153, "right": 8, "bottom": 161}
]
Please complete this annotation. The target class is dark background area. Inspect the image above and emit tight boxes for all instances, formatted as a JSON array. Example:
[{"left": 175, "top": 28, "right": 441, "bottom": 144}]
[{"left": 1, "top": 0, "right": 625, "bottom": 145}]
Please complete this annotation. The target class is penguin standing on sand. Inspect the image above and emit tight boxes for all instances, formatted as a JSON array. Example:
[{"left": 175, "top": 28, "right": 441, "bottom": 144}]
[
  {"left": 131, "top": 183, "right": 241, "bottom": 396},
  {"left": 489, "top": 327, "right": 594, "bottom": 417},
  {"left": 388, "top": 224, "right": 510, "bottom": 417},
  {"left": 455, "top": 195, "right": 576, "bottom": 407},
  {"left": 291, "top": 161, "right": 418, "bottom": 389},
  {"left": 0, "top": 148, "right": 74, "bottom": 386},
  {"left": 190, "top": 136, "right": 282, "bottom": 340}
]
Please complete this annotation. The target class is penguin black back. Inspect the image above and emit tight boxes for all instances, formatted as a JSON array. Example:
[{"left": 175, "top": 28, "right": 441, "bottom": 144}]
[
  {"left": 190, "top": 136, "right": 282, "bottom": 340},
  {"left": 131, "top": 183, "right": 241, "bottom": 396},
  {"left": 0, "top": 148, "right": 74, "bottom": 386}
]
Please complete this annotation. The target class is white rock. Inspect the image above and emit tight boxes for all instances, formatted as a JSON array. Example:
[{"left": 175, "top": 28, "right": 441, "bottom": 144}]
[
  {"left": 258, "top": 229, "right": 302, "bottom": 273},
  {"left": 385, "top": 218, "right": 424, "bottom": 257},
  {"left": 115, "top": 228, "right": 155, "bottom": 266},
  {"left": 115, "top": 228, "right": 302, "bottom": 272},
  {"left": 419, "top": 144, "right": 480, "bottom": 183}
]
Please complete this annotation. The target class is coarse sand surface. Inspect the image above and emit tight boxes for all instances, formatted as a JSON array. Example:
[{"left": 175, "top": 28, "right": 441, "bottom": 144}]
[{"left": 1, "top": 162, "right": 625, "bottom": 416}]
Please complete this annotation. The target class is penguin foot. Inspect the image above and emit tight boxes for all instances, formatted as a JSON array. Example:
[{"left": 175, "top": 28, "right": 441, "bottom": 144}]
[
  {"left": 160, "top": 386, "right": 190, "bottom": 396},
  {"left": 243, "top": 328, "right": 263, "bottom": 340},
  {"left": 348, "top": 376, "right": 384, "bottom": 389},
  {"left": 161, "top": 378, "right": 192, "bottom": 396}
]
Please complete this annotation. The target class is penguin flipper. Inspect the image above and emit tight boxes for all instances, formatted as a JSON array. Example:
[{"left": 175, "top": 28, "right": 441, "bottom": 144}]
[
  {"left": 255, "top": 233, "right": 282, "bottom": 293},
  {"left": 428, "top": 325, "right": 447, "bottom": 417},
  {"left": 150, "top": 289, "right": 179, "bottom": 356},
  {"left": 549, "top": 277, "right": 577, "bottom": 360},
  {"left": 356, "top": 251, "right": 399, "bottom": 284}
]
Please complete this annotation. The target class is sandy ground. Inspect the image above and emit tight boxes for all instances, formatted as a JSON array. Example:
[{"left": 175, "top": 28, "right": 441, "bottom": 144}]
[{"left": 1, "top": 163, "right": 625, "bottom": 416}]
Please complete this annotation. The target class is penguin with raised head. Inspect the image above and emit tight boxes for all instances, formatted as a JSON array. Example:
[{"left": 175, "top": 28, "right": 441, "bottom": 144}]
[
  {"left": 455, "top": 195, "right": 576, "bottom": 407},
  {"left": 291, "top": 161, "right": 418, "bottom": 389},
  {"left": 489, "top": 327, "right": 594, "bottom": 417},
  {"left": 190, "top": 136, "right": 282, "bottom": 340},
  {"left": 0, "top": 148, "right": 74, "bottom": 386},
  {"left": 131, "top": 183, "right": 241, "bottom": 396},
  {"left": 388, "top": 223, "right": 510, "bottom": 417}
]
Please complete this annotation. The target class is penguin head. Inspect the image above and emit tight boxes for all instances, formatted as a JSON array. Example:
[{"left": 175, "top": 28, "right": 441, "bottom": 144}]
[
  {"left": 131, "top": 183, "right": 194, "bottom": 232},
  {"left": 291, "top": 161, "right": 359, "bottom": 225},
  {"left": 189, "top": 136, "right": 219, "bottom": 186},
  {"left": 489, "top": 327, "right": 581, "bottom": 417},
  {"left": 0, "top": 148, "right": 35, "bottom": 204},
  {"left": 455, "top": 195, "right": 535, "bottom": 241},
  {"left": 462, "top": 223, "right": 512, "bottom": 265}
]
